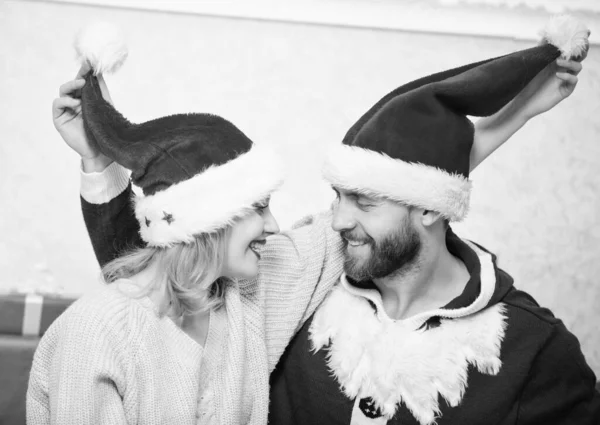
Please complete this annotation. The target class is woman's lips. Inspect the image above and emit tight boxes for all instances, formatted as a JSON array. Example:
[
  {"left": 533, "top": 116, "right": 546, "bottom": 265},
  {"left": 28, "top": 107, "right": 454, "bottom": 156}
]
[{"left": 249, "top": 239, "right": 267, "bottom": 258}]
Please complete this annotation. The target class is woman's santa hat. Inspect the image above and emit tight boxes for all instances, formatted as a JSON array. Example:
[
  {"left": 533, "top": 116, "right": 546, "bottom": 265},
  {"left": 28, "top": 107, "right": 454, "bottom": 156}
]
[
  {"left": 323, "top": 15, "right": 589, "bottom": 222},
  {"left": 75, "top": 23, "right": 284, "bottom": 247}
]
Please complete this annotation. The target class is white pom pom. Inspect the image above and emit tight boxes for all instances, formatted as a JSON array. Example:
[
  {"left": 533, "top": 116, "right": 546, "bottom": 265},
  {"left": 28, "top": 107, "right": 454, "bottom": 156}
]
[
  {"left": 540, "top": 15, "right": 589, "bottom": 59},
  {"left": 74, "top": 22, "right": 128, "bottom": 75}
]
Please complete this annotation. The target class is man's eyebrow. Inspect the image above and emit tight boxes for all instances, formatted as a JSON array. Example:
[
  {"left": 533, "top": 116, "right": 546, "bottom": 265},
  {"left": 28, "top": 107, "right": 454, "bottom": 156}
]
[
  {"left": 356, "top": 193, "right": 381, "bottom": 203},
  {"left": 333, "top": 187, "right": 380, "bottom": 203}
]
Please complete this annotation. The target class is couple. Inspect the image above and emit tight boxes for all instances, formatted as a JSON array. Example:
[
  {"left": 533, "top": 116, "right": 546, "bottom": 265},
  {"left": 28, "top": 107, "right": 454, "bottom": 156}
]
[{"left": 28, "top": 17, "right": 599, "bottom": 425}]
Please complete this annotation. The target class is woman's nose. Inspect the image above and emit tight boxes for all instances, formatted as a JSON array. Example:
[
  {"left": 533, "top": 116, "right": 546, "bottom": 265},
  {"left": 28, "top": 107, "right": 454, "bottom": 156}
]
[{"left": 263, "top": 208, "right": 280, "bottom": 235}]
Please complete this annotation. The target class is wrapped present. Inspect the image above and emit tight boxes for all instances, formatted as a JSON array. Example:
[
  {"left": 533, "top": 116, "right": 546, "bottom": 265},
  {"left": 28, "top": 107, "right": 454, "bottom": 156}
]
[
  {"left": 0, "top": 334, "right": 39, "bottom": 425},
  {"left": 0, "top": 289, "right": 77, "bottom": 337}
]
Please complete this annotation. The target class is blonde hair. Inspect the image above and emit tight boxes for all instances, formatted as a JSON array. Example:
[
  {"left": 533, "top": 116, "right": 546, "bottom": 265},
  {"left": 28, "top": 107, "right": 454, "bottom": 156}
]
[{"left": 102, "top": 228, "right": 230, "bottom": 318}]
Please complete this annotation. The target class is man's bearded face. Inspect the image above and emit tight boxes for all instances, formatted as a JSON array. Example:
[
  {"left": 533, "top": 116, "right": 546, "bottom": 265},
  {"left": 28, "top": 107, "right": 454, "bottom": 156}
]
[{"left": 341, "top": 214, "right": 421, "bottom": 282}]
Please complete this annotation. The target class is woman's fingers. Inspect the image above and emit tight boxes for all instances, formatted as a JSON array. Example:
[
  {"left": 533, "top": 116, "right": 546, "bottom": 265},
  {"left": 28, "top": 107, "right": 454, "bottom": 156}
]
[
  {"left": 556, "top": 59, "right": 582, "bottom": 74},
  {"left": 58, "top": 64, "right": 90, "bottom": 99},
  {"left": 52, "top": 97, "right": 81, "bottom": 119},
  {"left": 61, "top": 68, "right": 113, "bottom": 105},
  {"left": 555, "top": 72, "right": 578, "bottom": 85},
  {"left": 59, "top": 79, "right": 86, "bottom": 97},
  {"left": 556, "top": 59, "right": 583, "bottom": 75},
  {"left": 75, "top": 62, "right": 91, "bottom": 79}
]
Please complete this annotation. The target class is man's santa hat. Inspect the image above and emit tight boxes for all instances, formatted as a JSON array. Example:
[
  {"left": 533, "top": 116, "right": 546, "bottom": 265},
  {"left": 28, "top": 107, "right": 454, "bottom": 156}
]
[
  {"left": 75, "top": 23, "right": 284, "bottom": 247},
  {"left": 323, "top": 15, "right": 589, "bottom": 222}
]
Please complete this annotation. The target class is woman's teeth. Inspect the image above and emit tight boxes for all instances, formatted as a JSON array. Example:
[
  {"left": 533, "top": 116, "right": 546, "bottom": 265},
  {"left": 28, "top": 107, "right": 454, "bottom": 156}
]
[{"left": 249, "top": 240, "right": 266, "bottom": 254}]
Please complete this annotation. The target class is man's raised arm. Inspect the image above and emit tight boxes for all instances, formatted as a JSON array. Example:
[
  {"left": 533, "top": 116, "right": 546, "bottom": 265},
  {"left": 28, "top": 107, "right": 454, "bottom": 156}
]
[{"left": 80, "top": 162, "right": 143, "bottom": 267}]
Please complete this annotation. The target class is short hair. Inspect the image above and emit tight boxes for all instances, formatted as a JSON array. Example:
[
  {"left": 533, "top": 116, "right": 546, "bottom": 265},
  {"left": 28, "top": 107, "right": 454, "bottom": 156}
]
[{"left": 102, "top": 228, "right": 230, "bottom": 318}]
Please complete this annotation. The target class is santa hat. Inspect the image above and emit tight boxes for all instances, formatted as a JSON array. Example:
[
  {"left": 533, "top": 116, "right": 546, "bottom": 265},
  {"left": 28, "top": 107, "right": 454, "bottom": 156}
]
[
  {"left": 75, "top": 23, "right": 284, "bottom": 247},
  {"left": 323, "top": 15, "right": 589, "bottom": 222}
]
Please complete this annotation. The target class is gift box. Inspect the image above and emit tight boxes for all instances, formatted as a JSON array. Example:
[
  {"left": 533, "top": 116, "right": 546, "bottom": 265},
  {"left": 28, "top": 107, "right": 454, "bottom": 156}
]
[
  {"left": 0, "top": 292, "right": 77, "bottom": 337},
  {"left": 0, "top": 334, "right": 39, "bottom": 425}
]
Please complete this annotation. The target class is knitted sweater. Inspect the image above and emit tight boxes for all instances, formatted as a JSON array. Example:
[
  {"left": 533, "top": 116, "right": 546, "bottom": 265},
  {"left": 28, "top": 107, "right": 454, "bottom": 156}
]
[
  {"left": 28, "top": 282, "right": 204, "bottom": 424},
  {"left": 27, "top": 163, "right": 345, "bottom": 425}
]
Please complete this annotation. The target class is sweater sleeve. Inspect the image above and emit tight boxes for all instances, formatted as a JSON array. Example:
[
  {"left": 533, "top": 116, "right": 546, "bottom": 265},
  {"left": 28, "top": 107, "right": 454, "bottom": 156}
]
[
  {"left": 27, "top": 297, "right": 131, "bottom": 424},
  {"left": 80, "top": 162, "right": 144, "bottom": 267},
  {"left": 517, "top": 322, "right": 600, "bottom": 424},
  {"left": 245, "top": 211, "right": 344, "bottom": 372}
]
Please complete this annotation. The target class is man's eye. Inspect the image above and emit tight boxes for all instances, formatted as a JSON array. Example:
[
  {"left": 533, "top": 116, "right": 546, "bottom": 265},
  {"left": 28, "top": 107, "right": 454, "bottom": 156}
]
[{"left": 357, "top": 203, "right": 373, "bottom": 211}]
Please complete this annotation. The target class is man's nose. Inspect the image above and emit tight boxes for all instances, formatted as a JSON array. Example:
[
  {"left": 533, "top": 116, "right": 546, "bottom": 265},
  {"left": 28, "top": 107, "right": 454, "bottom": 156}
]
[{"left": 331, "top": 201, "right": 356, "bottom": 233}]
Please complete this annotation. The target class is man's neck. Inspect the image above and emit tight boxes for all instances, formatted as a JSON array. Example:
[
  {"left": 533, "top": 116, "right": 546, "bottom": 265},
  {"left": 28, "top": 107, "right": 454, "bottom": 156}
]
[{"left": 373, "top": 238, "right": 469, "bottom": 320}]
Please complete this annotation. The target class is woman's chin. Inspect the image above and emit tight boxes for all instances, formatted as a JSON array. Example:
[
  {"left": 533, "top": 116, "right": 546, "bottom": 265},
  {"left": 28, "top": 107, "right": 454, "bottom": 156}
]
[{"left": 229, "top": 254, "right": 260, "bottom": 280}]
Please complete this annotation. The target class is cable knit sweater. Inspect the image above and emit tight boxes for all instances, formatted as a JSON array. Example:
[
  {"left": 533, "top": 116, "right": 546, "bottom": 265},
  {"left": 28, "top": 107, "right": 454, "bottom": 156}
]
[
  {"left": 27, "top": 162, "right": 345, "bottom": 425},
  {"left": 28, "top": 282, "right": 204, "bottom": 424}
]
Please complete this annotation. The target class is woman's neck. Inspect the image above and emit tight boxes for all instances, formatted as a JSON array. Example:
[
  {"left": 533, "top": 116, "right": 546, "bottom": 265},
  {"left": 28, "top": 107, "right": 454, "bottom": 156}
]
[
  {"left": 128, "top": 263, "right": 212, "bottom": 347},
  {"left": 181, "top": 311, "right": 211, "bottom": 347}
]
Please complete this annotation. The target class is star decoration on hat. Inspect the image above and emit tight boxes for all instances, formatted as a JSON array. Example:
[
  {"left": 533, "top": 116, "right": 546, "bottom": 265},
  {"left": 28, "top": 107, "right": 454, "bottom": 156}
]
[
  {"left": 359, "top": 397, "right": 383, "bottom": 419},
  {"left": 162, "top": 211, "right": 174, "bottom": 225}
]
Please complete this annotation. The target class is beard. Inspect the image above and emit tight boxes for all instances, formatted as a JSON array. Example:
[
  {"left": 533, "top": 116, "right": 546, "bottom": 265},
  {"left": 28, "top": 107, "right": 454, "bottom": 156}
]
[{"left": 342, "top": 218, "right": 421, "bottom": 284}]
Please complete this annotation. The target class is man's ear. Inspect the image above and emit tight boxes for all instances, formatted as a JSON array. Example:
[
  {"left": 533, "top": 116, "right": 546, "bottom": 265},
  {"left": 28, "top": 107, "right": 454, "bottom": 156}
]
[{"left": 419, "top": 209, "right": 445, "bottom": 228}]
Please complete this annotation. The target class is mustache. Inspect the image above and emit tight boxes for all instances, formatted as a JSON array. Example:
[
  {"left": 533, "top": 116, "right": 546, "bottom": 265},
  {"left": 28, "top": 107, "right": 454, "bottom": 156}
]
[{"left": 340, "top": 230, "right": 372, "bottom": 244}]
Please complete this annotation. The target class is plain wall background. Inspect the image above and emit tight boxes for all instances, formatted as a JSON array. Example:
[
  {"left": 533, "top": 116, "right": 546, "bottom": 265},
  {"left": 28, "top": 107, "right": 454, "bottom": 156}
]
[{"left": 1, "top": 0, "right": 599, "bottom": 374}]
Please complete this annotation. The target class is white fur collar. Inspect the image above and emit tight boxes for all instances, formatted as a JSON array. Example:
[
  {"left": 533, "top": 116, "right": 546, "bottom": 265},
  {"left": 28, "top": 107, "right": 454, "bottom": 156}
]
[{"left": 309, "top": 245, "right": 507, "bottom": 425}]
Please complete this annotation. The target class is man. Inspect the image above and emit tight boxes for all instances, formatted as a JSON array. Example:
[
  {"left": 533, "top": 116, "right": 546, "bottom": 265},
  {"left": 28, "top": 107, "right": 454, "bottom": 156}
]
[
  {"left": 59, "top": 16, "right": 596, "bottom": 425},
  {"left": 268, "top": 18, "right": 599, "bottom": 425}
]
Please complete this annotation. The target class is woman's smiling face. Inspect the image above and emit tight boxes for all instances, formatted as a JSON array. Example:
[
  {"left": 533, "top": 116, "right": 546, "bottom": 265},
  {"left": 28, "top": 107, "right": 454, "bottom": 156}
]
[{"left": 221, "top": 198, "right": 280, "bottom": 280}]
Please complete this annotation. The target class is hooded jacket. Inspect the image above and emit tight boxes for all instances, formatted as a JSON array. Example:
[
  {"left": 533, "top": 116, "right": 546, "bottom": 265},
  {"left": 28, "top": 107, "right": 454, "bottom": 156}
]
[{"left": 268, "top": 230, "right": 600, "bottom": 425}]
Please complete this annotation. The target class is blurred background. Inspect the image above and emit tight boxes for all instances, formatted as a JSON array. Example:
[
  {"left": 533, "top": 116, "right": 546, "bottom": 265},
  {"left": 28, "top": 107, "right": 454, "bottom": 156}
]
[{"left": 1, "top": 0, "right": 599, "bottom": 377}]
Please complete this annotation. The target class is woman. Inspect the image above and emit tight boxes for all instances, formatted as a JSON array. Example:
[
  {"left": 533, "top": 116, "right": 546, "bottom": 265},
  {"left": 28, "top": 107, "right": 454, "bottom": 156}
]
[
  {"left": 28, "top": 22, "right": 587, "bottom": 425},
  {"left": 28, "top": 31, "right": 291, "bottom": 424}
]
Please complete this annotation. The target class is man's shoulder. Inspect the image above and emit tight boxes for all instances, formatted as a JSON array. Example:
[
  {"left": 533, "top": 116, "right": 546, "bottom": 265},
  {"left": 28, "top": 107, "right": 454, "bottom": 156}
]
[
  {"left": 501, "top": 287, "right": 562, "bottom": 327},
  {"left": 498, "top": 291, "right": 598, "bottom": 412},
  {"left": 461, "top": 238, "right": 571, "bottom": 343},
  {"left": 461, "top": 237, "right": 560, "bottom": 329},
  {"left": 498, "top": 288, "right": 589, "bottom": 368}
]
